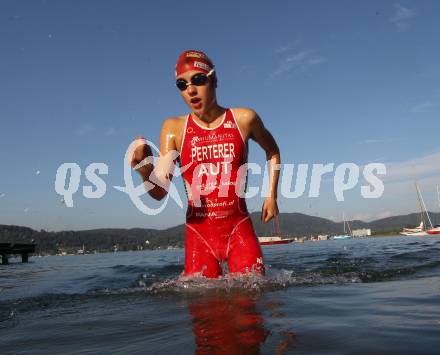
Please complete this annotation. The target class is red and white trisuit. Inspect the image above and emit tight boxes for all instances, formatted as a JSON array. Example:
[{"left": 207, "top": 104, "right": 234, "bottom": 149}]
[{"left": 179, "top": 108, "right": 264, "bottom": 278}]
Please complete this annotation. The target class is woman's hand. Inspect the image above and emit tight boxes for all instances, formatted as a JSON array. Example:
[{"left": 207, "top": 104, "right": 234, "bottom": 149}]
[
  {"left": 129, "top": 136, "right": 153, "bottom": 170},
  {"left": 261, "top": 196, "right": 279, "bottom": 223}
]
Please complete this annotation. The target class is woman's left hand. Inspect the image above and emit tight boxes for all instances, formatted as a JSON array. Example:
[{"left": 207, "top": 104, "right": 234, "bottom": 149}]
[{"left": 261, "top": 197, "right": 279, "bottom": 223}]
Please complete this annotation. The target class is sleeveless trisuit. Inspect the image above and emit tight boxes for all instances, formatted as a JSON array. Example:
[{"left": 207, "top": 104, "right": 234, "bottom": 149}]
[{"left": 179, "top": 108, "right": 264, "bottom": 278}]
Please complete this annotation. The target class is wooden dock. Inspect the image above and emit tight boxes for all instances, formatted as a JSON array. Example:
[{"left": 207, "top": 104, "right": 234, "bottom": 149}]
[{"left": 0, "top": 243, "right": 35, "bottom": 265}]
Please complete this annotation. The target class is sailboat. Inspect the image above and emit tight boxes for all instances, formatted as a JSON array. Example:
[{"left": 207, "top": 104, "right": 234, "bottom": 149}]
[
  {"left": 400, "top": 182, "right": 432, "bottom": 236},
  {"left": 427, "top": 225, "right": 440, "bottom": 235},
  {"left": 427, "top": 185, "right": 440, "bottom": 235},
  {"left": 258, "top": 215, "right": 295, "bottom": 245},
  {"left": 333, "top": 213, "right": 352, "bottom": 240},
  {"left": 77, "top": 244, "right": 85, "bottom": 254},
  {"left": 400, "top": 221, "right": 427, "bottom": 236}
]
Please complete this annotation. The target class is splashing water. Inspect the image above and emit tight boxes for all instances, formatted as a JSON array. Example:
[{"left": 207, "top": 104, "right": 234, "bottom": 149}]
[{"left": 143, "top": 267, "right": 361, "bottom": 295}]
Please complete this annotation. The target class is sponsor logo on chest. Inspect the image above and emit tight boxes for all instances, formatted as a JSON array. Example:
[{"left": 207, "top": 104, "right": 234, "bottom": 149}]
[{"left": 223, "top": 121, "right": 237, "bottom": 129}]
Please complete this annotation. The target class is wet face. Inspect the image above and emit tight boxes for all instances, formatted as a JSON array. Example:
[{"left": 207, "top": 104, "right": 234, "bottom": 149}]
[{"left": 176, "top": 70, "right": 217, "bottom": 116}]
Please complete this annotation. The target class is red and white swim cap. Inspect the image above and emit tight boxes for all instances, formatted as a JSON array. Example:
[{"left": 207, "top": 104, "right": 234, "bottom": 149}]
[{"left": 175, "top": 50, "right": 214, "bottom": 77}]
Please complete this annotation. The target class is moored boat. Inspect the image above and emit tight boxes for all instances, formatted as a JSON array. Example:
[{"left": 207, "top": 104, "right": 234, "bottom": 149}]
[
  {"left": 333, "top": 235, "right": 352, "bottom": 240},
  {"left": 333, "top": 213, "right": 352, "bottom": 240},
  {"left": 400, "top": 222, "right": 428, "bottom": 236},
  {"left": 400, "top": 182, "right": 433, "bottom": 236},
  {"left": 258, "top": 236, "right": 295, "bottom": 245},
  {"left": 258, "top": 215, "right": 295, "bottom": 245},
  {"left": 427, "top": 186, "right": 440, "bottom": 235},
  {"left": 427, "top": 225, "right": 440, "bottom": 235}
]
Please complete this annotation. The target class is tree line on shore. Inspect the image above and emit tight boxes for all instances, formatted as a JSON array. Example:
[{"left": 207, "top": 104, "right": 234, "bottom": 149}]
[{"left": 1, "top": 212, "right": 437, "bottom": 255}]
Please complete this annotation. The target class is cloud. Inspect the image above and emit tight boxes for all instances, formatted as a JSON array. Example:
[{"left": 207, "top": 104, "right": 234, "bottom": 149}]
[
  {"left": 390, "top": 3, "right": 417, "bottom": 31},
  {"left": 356, "top": 137, "right": 401, "bottom": 146},
  {"left": 357, "top": 138, "right": 384, "bottom": 144},
  {"left": 329, "top": 210, "right": 394, "bottom": 223},
  {"left": 375, "top": 210, "right": 394, "bottom": 220},
  {"left": 350, "top": 210, "right": 393, "bottom": 222},
  {"left": 383, "top": 151, "right": 440, "bottom": 183},
  {"left": 382, "top": 174, "right": 440, "bottom": 208},
  {"left": 366, "top": 152, "right": 440, "bottom": 213},
  {"left": 327, "top": 215, "right": 336, "bottom": 222},
  {"left": 104, "top": 127, "right": 116, "bottom": 136},
  {"left": 350, "top": 212, "right": 374, "bottom": 221},
  {"left": 286, "top": 50, "right": 309, "bottom": 64},
  {"left": 361, "top": 156, "right": 389, "bottom": 165},
  {"left": 270, "top": 46, "right": 325, "bottom": 78},
  {"left": 275, "top": 39, "right": 302, "bottom": 54},
  {"left": 307, "top": 57, "right": 325, "bottom": 66},
  {"left": 75, "top": 122, "right": 95, "bottom": 136},
  {"left": 328, "top": 211, "right": 390, "bottom": 222},
  {"left": 357, "top": 138, "right": 383, "bottom": 145},
  {"left": 325, "top": 153, "right": 439, "bottom": 222},
  {"left": 409, "top": 100, "right": 436, "bottom": 113}
]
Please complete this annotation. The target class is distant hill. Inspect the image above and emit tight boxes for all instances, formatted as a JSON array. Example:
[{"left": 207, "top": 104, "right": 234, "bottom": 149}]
[
  {"left": 250, "top": 211, "right": 440, "bottom": 236},
  {"left": 1, "top": 212, "right": 439, "bottom": 255}
]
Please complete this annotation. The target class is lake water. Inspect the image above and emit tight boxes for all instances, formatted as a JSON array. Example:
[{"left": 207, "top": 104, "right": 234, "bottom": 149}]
[{"left": 1, "top": 236, "right": 440, "bottom": 354}]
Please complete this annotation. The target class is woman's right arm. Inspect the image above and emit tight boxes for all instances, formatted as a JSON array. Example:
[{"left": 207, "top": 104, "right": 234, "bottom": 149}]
[{"left": 130, "top": 118, "right": 180, "bottom": 201}]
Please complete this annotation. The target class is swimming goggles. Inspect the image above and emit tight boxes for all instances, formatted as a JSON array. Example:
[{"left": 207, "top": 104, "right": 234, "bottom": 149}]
[{"left": 176, "top": 69, "right": 214, "bottom": 91}]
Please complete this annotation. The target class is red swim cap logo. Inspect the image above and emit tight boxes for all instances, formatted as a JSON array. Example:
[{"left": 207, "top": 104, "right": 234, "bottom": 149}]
[
  {"left": 185, "top": 52, "right": 207, "bottom": 59},
  {"left": 175, "top": 50, "right": 214, "bottom": 77},
  {"left": 194, "top": 61, "right": 211, "bottom": 72}
]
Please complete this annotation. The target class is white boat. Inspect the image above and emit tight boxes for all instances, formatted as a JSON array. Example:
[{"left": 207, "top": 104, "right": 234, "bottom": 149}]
[
  {"left": 333, "top": 213, "right": 352, "bottom": 240},
  {"left": 400, "top": 182, "right": 432, "bottom": 236},
  {"left": 400, "top": 221, "right": 427, "bottom": 236},
  {"left": 401, "top": 231, "right": 429, "bottom": 236},
  {"left": 333, "top": 235, "right": 352, "bottom": 240}
]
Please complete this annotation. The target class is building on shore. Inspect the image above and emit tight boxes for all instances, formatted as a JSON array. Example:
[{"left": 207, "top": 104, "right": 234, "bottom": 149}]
[{"left": 352, "top": 228, "right": 371, "bottom": 237}]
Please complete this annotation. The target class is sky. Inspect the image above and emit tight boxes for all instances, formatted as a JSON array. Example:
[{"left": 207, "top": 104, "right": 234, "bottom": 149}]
[{"left": 1, "top": 0, "right": 439, "bottom": 231}]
